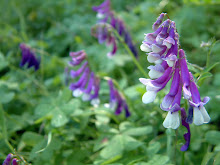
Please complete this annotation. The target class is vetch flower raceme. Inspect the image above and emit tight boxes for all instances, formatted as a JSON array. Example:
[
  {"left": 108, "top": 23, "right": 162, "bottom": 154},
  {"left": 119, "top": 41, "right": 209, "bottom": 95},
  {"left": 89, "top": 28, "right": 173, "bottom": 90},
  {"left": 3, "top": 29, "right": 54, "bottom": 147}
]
[
  {"left": 92, "top": 0, "right": 138, "bottom": 57},
  {"left": 19, "top": 43, "right": 40, "bottom": 71},
  {"left": 68, "top": 50, "right": 101, "bottom": 107},
  {"left": 108, "top": 79, "right": 130, "bottom": 117},
  {"left": 139, "top": 13, "right": 210, "bottom": 151}
]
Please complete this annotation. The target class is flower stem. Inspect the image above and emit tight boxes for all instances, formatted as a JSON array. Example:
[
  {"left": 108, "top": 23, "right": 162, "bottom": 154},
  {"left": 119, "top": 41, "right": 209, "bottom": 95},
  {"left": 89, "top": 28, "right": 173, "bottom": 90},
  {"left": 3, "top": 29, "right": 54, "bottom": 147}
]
[
  {"left": 112, "top": 29, "right": 149, "bottom": 78},
  {"left": 181, "top": 151, "right": 185, "bottom": 165}
]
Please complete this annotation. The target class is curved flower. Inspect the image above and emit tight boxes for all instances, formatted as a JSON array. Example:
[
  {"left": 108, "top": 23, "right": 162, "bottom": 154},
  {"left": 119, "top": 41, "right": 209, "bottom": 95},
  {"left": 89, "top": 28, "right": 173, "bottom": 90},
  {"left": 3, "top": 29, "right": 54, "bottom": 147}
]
[
  {"left": 68, "top": 50, "right": 100, "bottom": 106},
  {"left": 19, "top": 43, "right": 40, "bottom": 71},
  {"left": 179, "top": 49, "right": 191, "bottom": 99},
  {"left": 188, "top": 73, "right": 210, "bottom": 125},
  {"left": 108, "top": 79, "right": 130, "bottom": 117},
  {"left": 92, "top": 0, "right": 138, "bottom": 57}
]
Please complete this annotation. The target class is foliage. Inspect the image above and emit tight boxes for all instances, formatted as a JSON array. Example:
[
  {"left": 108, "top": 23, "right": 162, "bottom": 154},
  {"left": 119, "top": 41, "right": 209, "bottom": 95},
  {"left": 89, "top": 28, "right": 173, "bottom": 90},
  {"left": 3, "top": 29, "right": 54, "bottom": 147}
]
[{"left": 0, "top": 0, "right": 220, "bottom": 164}]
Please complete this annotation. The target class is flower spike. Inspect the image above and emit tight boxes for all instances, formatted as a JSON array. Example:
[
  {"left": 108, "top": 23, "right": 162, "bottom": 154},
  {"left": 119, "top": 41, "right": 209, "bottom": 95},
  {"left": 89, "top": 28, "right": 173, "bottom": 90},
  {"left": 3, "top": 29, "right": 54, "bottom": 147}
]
[
  {"left": 92, "top": 0, "right": 138, "bottom": 57},
  {"left": 139, "top": 13, "right": 210, "bottom": 151}
]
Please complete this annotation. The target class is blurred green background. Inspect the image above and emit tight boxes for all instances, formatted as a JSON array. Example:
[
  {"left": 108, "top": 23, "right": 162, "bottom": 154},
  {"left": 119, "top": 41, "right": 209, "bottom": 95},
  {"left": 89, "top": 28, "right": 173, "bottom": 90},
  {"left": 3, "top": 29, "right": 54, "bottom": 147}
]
[{"left": 0, "top": 0, "right": 220, "bottom": 164}]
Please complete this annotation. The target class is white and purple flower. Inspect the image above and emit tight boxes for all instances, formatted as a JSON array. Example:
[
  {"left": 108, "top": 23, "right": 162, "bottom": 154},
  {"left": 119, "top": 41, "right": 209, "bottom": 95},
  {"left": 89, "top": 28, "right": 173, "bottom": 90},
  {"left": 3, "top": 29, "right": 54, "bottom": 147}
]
[
  {"left": 92, "top": 0, "right": 138, "bottom": 57},
  {"left": 68, "top": 50, "right": 101, "bottom": 106},
  {"left": 139, "top": 13, "right": 211, "bottom": 151}
]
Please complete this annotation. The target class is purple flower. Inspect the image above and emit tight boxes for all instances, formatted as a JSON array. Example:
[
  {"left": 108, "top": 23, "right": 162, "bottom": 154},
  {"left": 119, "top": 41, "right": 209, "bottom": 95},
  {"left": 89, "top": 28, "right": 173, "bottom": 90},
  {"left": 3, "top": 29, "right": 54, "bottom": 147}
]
[
  {"left": 12, "top": 159, "right": 19, "bottom": 165},
  {"left": 2, "top": 154, "right": 13, "bottom": 165},
  {"left": 108, "top": 79, "right": 130, "bottom": 117},
  {"left": 19, "top": 43, "right": 40, "bottom": 71},
  {"left": 68, "top": 50, "right": 100, "bottom": 106},
  {"left": 180, "top": 108, "right": 191, "bottom": 151},
  {"left": 179, "top": 49, "right": 191, "bottom": 99},
  {"left": 139, "top": 13, "right": 210, "bottom": 151},
  {"left": 188, "top": 73, "right": 210, "bottom": 125},
  {"left": 92, "top": 0, "right": 138, "bottom": 57}
]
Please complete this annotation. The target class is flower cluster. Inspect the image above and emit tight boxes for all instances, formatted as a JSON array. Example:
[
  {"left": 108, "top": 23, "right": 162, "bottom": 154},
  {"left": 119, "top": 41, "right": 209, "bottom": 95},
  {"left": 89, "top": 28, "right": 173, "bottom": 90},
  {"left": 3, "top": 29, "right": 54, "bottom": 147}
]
[
  {"left": 68, "top": 50, "right": 100, "bottom": 106},
  {"left": 2, "top": 154, "right": 18, "bottom": 165},
  {"left": 139, "top": 13, "right": 210, "bottom": 151},
  {"left": 92, "top": 0, "right": 138, "bottom": 57},
  {"left": 108, "top": 79, "right": 130, "bottom": 117},
  {"left": 67, "top": 50, "right": 130, "bottom": 117},
  {"left": 19, "top": 43, "right": 40, "bottom": 71}
]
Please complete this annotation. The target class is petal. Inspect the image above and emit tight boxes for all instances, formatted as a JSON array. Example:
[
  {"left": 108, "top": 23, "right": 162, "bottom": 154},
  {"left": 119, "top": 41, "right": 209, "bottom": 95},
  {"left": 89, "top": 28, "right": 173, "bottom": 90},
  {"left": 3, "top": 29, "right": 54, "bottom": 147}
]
[
  {"left": 73, "top": 89, "right": 83, "bottom": 97},
  {"left": 91, "top": 98, "right": 100, "bottom": 107},
  {"left": 163, "top": 111, "right": 180, "bottom": 129},
  {"left": 152, "top": 44, "right": 163, "bottom": 53},
  {"left": 193, "top": 107, "right": 204, "bottom": 125},
  {"left": 142, "top": 91, "right": 157, "bottom": 104},
  {"left": 149, "top": 69, "right": 164, "bottom": 79},
  {"left": 139, "top": 78, "right": 149, "bottom": 86},
  {"left": 82, "top": 93, "right": 91, "bottom": 101},
  {"left": 147, "top": 53, "right": 161, "bottom": 63},
  {"left": 140, "top": 44, "right": 151, "bottom": 52},
  {"left": 200, "top": 106, "right": 210, "bottom": 123},
  {"left": 161, "top": 95, "right": 174, "bottom": 109}
]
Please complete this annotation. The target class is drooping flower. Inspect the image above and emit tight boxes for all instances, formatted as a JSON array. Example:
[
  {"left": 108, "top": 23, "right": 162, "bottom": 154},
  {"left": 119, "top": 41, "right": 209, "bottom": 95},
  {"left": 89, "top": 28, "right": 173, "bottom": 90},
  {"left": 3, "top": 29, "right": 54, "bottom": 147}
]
[
  {"left": 92, "top": 0, "right": 138, "bottom": 57},
  {"left": 139, "top": 13, "right": 210, "bottom": 151},
  {"left": 19, "top": 43, "right": 40, "bottom": 71},
  {"left": 188, "top": 73, "right": 210, "bottom": 125},
  {"left": 68, "top": 50, "right": 100, "bottom": 106},
  {"left": 108, "top": 79, "right": 130, "bottom": 117}
]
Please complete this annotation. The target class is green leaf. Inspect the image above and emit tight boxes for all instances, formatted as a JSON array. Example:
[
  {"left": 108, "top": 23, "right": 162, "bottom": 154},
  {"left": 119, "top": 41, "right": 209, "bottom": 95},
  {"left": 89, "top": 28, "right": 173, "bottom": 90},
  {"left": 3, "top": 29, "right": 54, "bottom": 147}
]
[
  {"left": 100, "top": 135, "right": 124, "bottom": 159},
  {"left": 205, "top": 62, "right": 220, "bottom": 72},
  {"left": 21, "top": 131, "right": 44, "bottom": 146},
  {"left": 112, "top": 54, "right": 132, "bottom": 66},
  {"left": 205, "top": 131, "right": 220, "bottom": 145},
  {"left": 214, "top": 152, "right": 220, "bottom": 165},
  {"left": 123, "top": 135, "right": 142, "bottom": 151},
  {"left": 123, "top": 126, "right": 153, "bottom": 136},
  {"left": 0, "top": 85, "right": 15, "bottom": 104},
  {"left": 147, "top": 142, "right": 161, "bottom": 157},
  {"left": 51, "top": 109, "right": 68, "bottom": 127},
  {"left": 145, "top": 154, "right": 169, "bottom": 165},
  {"left": 0, "top": 104, "right": 7, "bottom": 139},
  {"left": 119, "top": 121, "right": 133, "bottom": 132},
  {"left": 197, "top": 72, "right": 212, "bottom": 85},
  {"left": 201, "top": 152, "right": 215, "bottom": 165},
  {"left": 0, "top": 52, "right": 9, "bottom": 71}
]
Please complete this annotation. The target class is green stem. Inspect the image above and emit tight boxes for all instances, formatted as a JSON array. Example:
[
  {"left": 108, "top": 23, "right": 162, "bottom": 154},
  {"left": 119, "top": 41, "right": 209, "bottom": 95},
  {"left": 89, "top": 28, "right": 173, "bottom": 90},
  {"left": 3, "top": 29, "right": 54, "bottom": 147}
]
[
  {"left": 112, "top": 29, "right": 149, "bottom": 78},
  {"left": 181, "top": 151, "right": 185, "bottom": 165},
  {"left": 166, "top": 128, "right": 174, "bottom": 163},
  {"left": 5, "top": 140, "right": 15, "bottom": 153}
]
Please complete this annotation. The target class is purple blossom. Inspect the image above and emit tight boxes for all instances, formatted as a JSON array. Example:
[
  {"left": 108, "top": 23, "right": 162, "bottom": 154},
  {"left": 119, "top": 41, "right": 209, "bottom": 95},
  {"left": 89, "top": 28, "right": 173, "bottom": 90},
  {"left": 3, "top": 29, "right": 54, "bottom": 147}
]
[
  {"left": 180, "top": 108, "right": 191, "bottom": 151},
  {"left": 188, "top": 73, "right": 210, "bottom": 125},
  {"left": 108, "top": 79, "right": 130, "bottom": 117},
  {"left": 19, "top": 43, "right": 40, "bottom": 71},
  {"left": 139, "top": 13, "right": 210, "bottom": 151},
  {"left": 2, "top": 154, "right": 13, "bottom": 165},
  {"left": 68, "top": 50, "right": 100, "bottom": 106},
  {"left": 92, "top": 0, "right": 138, "bottom": 57},
  {"left": 12, "top": 159, "right": 19, "bottom": 165}
]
